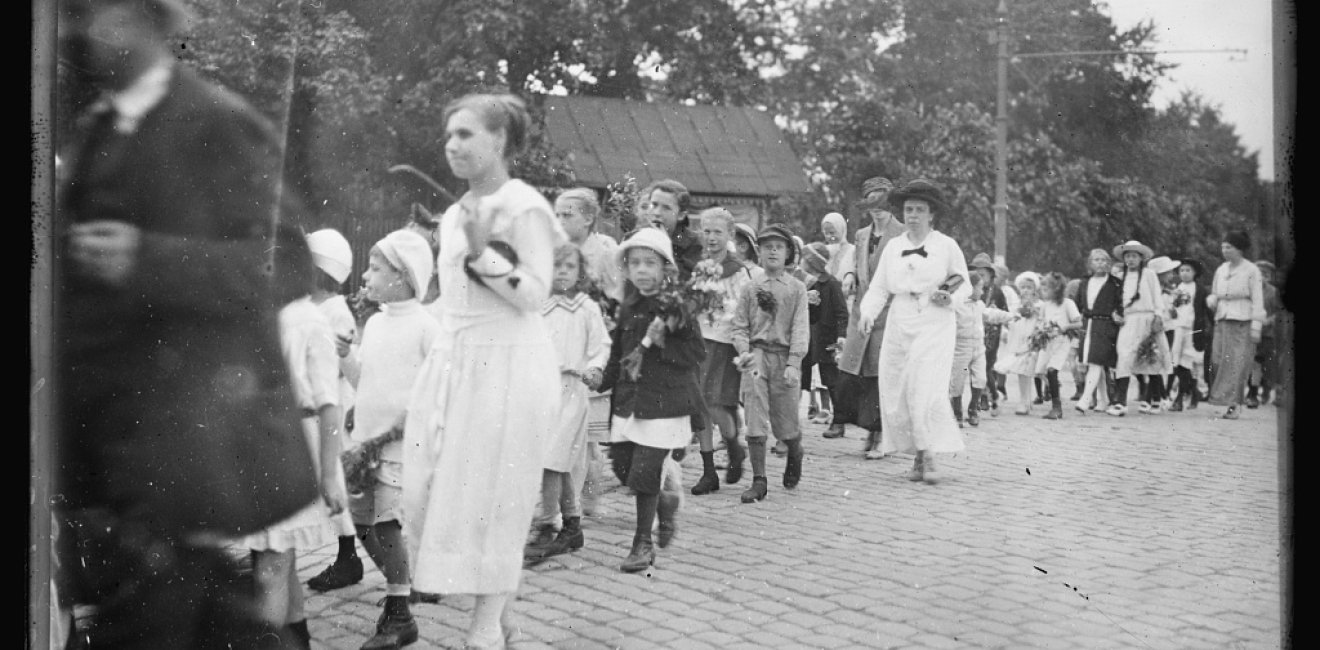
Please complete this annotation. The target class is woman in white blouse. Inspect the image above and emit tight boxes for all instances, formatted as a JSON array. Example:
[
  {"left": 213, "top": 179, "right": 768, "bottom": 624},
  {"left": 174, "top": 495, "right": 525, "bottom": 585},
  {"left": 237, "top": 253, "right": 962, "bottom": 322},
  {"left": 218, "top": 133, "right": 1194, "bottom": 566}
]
[
  {"left": 1205, "top": 230, "right": 1266, "bottom": 420},
  {"left": 857, "top": 179, "right": 970, "bottom": 485}
]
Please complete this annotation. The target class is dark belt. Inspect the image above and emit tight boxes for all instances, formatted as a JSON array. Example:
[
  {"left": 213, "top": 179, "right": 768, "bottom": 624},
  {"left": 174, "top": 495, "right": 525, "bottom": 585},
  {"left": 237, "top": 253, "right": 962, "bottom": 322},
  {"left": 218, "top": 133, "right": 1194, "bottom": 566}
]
[
  {"left": 751, "top": 341, "right": 790, "bottom": 353},
  {"left": 1084, "top": 314, "right": 1113, "bottom": 321}
]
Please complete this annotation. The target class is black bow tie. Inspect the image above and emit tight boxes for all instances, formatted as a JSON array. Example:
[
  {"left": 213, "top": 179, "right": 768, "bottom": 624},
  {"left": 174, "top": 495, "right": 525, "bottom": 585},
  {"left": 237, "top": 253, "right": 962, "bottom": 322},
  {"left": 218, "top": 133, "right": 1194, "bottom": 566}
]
[{"left": 901, "top": 246, "right": 927, "bottom": 258}]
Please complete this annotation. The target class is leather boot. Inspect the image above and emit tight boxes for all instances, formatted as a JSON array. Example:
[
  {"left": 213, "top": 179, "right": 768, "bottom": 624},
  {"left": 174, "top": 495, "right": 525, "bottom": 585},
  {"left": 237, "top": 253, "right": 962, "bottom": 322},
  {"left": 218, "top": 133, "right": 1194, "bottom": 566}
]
[
  {"left": 740, "top": 476, "right": 768, "bottom": 503},
  {"left": 783, "top": 447, "right": 803, "bottom": 489},
  {"left": 1043, "top": 370, "right": 1063, "bottom": 420},
  {"left": 690, "top": 469, "right": 719, "bottom": 495},
  {"left": 361, "top": 596, "right": 419, "bottom": 649},
  {"left": 966, "top": 388, "right": 981, "bottom": 427},
  {"left": 724, "top": 441, "right": 746, "bottom": 484},
  {"left": 691, "top": 451, "right": 720, "bottom": 495},
  {"left": 526, "top": 517, "right": 583, "bottom": 566},
  {"left": 620, "top": 536, "right": 655, "bottom": 573},
  {"left": 864, "top": 429, "right": 885, "bottom": 460},
  {"left": 656, "top": 492, "right": 680, "bottom": 548}
]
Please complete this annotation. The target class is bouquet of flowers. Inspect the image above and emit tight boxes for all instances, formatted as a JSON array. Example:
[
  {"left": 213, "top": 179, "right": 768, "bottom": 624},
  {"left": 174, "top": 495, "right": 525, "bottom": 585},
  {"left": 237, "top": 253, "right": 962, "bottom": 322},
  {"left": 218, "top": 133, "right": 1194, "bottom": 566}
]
[
  {"left": 341, "top": 427, "right": 403, "bottom": 497},
  {"left": 620, "top": 277, "right": 703, "bottom": 382},
  {"left": 1135, "top": 329, "right": 1163, "bottom": 367},
  {"left": 1027, "top": 321, "right": 1062, "bottom": 352},
  {"left": 1172, "top": 289, "right": 1191, "bottom": 308},
  {"left": 1017, "top": 302, "right": 1038, "bottom": 320},
  {"left": 690, "top": 258, "right": 729, "bottom": 325}
]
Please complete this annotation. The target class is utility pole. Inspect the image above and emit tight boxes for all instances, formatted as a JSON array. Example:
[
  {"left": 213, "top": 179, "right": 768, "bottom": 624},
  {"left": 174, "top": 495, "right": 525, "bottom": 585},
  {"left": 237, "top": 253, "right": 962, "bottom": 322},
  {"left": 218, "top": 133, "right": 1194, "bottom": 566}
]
[
  {"left": 990, "top": 2, "right": 1245, "bottom": 270},
  {"left": 994, "top": 0, "right": 1009, "bottom": 267}
]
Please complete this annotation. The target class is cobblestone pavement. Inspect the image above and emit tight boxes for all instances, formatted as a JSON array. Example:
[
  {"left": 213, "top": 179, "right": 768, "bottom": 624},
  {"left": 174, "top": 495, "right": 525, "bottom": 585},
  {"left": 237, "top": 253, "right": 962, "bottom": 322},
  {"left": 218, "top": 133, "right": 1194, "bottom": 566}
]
[{"left": 292, "top": 384, "right": 1287, "bottom": 650}]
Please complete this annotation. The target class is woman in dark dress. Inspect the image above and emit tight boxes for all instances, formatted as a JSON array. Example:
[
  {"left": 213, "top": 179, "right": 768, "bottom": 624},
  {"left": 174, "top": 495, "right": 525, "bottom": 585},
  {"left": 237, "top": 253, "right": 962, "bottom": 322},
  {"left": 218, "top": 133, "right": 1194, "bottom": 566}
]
[{"left": 1075, "top": 248, "right": 1125, "bottom": 412}]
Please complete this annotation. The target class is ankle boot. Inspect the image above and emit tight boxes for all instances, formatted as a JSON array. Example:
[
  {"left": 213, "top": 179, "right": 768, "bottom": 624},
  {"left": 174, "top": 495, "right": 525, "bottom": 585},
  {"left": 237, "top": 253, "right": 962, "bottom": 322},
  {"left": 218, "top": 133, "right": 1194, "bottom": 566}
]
[
  {"left": 905, "top": 452, "right": 924, "bottom": 482},
  {"left": 656, "top": 492, "right": 680, "bottom": 548},
  {"left": 620, "top": 536, "right": 655, "bottom": 573},
  {"left": 691, "top": 451, "right": 720, "bottom": 495},
  {"left": 528, "top": 516, "right": 583, "bottom": 565},
  {"left": 725, "top": 441, "right": 746, "bottom": 484},
  {"left": 951, "top": 396, "right": 964, "bottom": 427},
  {"left": 922, "top": 453, "right": 943, "bottom": 485},
  {"left": 740, "top": 476, "right": 768, "bottom": 503},
  {"left": 783, "top": 447, "right": 803, "bottom": 489},
  {"left": 863, "top": 428, "right": 885, "bottom": 459},
  {"left": 966, "top": 388, "right": 981, "bottom": 426},
  {"left": 1043, "top": 370, "right": 1063, "bottom": 420}
]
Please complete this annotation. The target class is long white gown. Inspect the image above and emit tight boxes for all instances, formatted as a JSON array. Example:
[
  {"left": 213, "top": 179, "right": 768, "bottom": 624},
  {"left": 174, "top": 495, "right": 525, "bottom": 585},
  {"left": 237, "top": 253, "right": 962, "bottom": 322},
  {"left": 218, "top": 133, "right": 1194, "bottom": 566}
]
[
  {"left": 402, "top": 179, "right": 566, "bottom": 594},
  {"left": 858, "top": 230, "right": 971, "bottom": 455}
]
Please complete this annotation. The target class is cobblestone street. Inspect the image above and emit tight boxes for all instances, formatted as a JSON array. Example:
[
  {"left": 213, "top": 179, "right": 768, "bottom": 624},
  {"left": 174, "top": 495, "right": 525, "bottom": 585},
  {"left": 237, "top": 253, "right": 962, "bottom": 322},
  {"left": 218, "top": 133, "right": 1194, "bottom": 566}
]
[{"left": 295, "top": 388, "right": 1287, "bottom": 650}]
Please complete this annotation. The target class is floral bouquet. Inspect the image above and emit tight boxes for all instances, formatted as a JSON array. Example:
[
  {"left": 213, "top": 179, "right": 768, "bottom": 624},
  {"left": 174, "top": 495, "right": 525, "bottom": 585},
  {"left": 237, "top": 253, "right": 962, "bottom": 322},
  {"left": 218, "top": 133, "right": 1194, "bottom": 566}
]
[
  {"left": 1172, "top": 289, "right": 1191, "bottom": 308},
  {"left": 690, "top": 258, "right": 729, "bottom": 325},
  {"left": 619, "top": 278, "right": 703, "bottom": 382},
  {"left": 341, "top": 427, "right": 403, "bottom": 497},
  {"left": 1027, "top": 321, "right": 1062, "bottom": 352},
  {"left": 1017, "top": 302, "right": 1038, "bottom": 320},
  {"left": 1135, "top": 329, "right": 1164, "bottom": 368}
]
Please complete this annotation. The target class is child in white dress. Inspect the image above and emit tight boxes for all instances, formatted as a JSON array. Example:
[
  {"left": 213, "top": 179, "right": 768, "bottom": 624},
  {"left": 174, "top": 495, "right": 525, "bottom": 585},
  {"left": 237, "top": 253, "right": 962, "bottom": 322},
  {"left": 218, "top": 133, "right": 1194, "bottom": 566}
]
[
  {"left": 238, "top": 293, "right": 346, "bottom": 648},
  {"left": 994, "top": 272, "right": 1044, "bottom": 415},
  {"left": 524, "top": 245, "right": 611, "bottom": 565},
  {"left": 1035, "top": 272, "right": 1083, "bottom": 420}
]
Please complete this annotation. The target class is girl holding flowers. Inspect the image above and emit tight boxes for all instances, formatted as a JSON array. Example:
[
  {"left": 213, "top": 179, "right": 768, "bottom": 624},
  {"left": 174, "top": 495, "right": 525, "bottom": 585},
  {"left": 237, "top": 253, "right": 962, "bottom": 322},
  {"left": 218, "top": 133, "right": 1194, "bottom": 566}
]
[
  {"left": 993, "top": 271, "right": 1045, "bottom": 416},
  {"left": 1035, "top": 272, "right": 1083, "bottom": 420},
  {"left": 1107, "top": 241, "right": 1172, "bottom": 416}
]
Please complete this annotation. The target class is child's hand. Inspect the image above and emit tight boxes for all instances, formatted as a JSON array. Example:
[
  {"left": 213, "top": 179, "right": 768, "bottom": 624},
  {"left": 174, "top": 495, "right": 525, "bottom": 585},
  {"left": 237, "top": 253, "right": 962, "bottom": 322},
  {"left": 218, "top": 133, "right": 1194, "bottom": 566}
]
[
  {"left": 930, "top": 289, "right": 952, "bottom": 308},
  {"left": 1112, "top": 311, "right": 1125, "bottom": 325},
  {"left": 807, "top": 289, "right": 821, "bottom": 305},
  {"left": 645, "top": 316, "right": 667, "bottom": 347},
  {"left": 783, "top": 365, "right": 801, "bottom": 386},
  {"left": 321, "top": 475, "right": 346, "bottom": 515},
  {"left": 735, "top": 351, "right": 757, "bottom": 372},
  {"left": 335, "top": 332, "right": 354, "bottom": 358}
]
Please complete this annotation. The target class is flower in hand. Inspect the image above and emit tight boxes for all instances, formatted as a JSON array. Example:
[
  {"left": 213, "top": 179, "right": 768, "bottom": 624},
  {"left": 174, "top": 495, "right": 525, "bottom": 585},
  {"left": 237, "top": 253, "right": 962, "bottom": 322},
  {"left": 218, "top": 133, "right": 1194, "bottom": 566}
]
[
  {"left": 581, "top": 367, "right": 604, "bottom": 390},
  {"left": 930, "top": 290, "right": 951, "bottom": 308}
]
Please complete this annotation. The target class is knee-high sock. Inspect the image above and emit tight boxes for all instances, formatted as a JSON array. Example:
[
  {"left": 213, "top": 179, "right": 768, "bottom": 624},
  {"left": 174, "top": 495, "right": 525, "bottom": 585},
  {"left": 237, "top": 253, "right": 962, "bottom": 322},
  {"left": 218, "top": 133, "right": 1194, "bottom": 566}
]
[{"left": 748, "top": 437, "right": 768, "bottom": 477}]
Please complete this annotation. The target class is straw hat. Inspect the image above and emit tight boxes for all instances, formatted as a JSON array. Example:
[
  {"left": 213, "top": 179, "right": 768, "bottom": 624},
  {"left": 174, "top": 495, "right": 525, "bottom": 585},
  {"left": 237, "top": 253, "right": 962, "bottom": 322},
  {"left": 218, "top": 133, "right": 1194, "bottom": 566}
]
[
  {"left": 1147, "top": 256, "right": 1180, "bottom": 274},
  {"left": 1112, "top": 240, "right": 1154, "bottom": 261}
]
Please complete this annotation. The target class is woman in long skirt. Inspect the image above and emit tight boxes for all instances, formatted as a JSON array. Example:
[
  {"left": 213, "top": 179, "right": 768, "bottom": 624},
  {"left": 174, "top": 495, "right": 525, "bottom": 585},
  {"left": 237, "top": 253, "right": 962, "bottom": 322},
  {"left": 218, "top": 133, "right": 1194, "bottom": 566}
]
[
  {"left": 402, "top": 93, "right": 566, "bottom": 648},
  {"left": 857, "top": 179, "right": 970, "bottom": 484},
  {"left": 1206, "top": 230, "right": 1266, "bottom": 420}
]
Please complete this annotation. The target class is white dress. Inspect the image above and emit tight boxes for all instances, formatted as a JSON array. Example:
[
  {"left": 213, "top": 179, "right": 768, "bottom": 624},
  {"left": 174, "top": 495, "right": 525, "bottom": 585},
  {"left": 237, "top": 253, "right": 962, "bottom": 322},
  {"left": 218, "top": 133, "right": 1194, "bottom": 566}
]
[
  {"left": 541, "top": 293, "right": 610, "bottom": 472},
  {"left": 237, "top": 297, "right": 337, "bottom": 552},
  {"left": 403, "top": 179, "right": 566, "bottom": 595},
  {"left": 1115, "top": 268, "right": 1172, "bottom": 378},
  {"left": 858, "top": 230, "right": 970, "bottom": 455}
]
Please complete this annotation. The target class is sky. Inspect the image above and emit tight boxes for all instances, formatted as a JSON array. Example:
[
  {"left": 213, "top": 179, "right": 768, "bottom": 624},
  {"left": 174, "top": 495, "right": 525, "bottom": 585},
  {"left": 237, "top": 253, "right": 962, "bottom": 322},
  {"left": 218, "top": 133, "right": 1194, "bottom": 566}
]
[{"left": 1099, "top": 0, "right": 1280, "bottom": 181}]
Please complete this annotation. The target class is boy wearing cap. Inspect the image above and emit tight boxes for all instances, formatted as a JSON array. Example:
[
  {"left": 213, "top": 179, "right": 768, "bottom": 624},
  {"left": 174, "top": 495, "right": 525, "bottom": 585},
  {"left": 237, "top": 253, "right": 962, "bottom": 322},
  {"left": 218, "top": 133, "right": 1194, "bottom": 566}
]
[
  {"left": 731, "top": 224, "right": 811, "bottom": 502},
  {"left": 348, "top": 229, "right": 440, "bottom": 648}
]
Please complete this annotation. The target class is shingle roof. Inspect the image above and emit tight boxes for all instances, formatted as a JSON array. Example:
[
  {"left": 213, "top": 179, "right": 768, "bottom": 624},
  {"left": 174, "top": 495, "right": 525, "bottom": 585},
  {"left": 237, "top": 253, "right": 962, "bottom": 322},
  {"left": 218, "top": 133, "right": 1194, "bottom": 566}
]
[{"left": 542, "top": 95, "right": 811, "bottom": 196}]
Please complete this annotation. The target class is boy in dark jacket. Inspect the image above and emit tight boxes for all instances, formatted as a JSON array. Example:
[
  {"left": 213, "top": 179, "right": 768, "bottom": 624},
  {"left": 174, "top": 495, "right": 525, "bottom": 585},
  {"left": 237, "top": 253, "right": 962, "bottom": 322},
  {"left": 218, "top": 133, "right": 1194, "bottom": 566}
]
[{"left": 800, "top": 242, "right": 850, "bottom": 430}]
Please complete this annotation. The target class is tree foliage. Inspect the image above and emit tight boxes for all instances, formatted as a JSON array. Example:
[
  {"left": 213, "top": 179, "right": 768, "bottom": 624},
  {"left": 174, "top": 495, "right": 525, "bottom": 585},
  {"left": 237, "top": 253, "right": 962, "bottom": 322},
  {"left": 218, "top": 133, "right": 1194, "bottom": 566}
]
[{"left": 66, "top": 0, "right": 1270, "bottom": 280}]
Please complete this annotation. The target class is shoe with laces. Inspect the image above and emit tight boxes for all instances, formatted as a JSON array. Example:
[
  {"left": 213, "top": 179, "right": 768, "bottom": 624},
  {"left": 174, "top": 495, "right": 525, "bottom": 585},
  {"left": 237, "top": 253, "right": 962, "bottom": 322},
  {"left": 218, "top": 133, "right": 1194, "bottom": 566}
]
[
  {"left": 307, "top": 554, "right": 364, "bottom": 592},
  {"left": 1105, "top": 403, "right": 1127, "bottom": 417}
]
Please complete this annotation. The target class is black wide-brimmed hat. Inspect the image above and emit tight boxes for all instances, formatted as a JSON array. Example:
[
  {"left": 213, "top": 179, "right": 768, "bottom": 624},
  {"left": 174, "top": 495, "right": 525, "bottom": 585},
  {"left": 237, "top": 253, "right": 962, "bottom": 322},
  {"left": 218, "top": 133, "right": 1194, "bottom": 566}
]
[
  {"left": 1178, "top": 258, "right": 1205, "bottom": 279},
  {"left": 888, "top": 178, "right": 950, "bottom": 214}
]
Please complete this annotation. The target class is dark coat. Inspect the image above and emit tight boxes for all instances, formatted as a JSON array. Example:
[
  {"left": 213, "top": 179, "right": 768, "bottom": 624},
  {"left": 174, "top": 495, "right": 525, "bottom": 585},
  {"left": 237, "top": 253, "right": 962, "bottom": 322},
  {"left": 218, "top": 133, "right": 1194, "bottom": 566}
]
[
  {"left": 984, "top": 284, "right": 1010, "bottom": 355},
  {"left": 1077, "top": 274, "right": 1125, "bottom": 367},
  {"left": 806, "top": 273, "right": 849, "bottom": 366},
  {"left": 1189, "top": 281, "right": 1213, "bottom": 351},
  {"left": 56, "top": 66, "right": 318, "bottom": 536},
  {"left": 669, "top": 216, "right": 705, "bottom": 282},
  {"left": 601, "top": 292, "right": 707, "bottom": 421}
]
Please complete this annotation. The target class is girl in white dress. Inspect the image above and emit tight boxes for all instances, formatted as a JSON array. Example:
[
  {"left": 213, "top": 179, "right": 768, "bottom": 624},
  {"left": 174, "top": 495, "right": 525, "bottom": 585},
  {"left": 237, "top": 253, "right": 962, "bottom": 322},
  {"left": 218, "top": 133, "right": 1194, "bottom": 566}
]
[
  {"left": 993, "top": 272, "right": 1043, "bottom": 415},
  {"left": 523, "top": 245, "right": 611, "bottom": 565},
  {"left": 402, "top": 93, "right": 566, "bottom": 649}
]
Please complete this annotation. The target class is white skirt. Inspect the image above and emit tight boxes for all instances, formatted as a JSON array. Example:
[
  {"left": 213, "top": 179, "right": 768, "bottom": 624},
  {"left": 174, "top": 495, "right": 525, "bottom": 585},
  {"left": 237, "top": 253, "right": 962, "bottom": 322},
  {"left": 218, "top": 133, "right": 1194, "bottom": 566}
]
[{"left": 877, "top": 297, "right": 966, "bottom": 455}]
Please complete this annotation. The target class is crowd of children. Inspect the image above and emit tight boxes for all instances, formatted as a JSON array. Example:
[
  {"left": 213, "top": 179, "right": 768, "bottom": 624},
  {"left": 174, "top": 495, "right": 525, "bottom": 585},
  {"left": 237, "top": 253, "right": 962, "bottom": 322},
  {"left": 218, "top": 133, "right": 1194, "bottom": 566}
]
[{"left": 251, "top": 151, "right": 1278, "bottom": 649}]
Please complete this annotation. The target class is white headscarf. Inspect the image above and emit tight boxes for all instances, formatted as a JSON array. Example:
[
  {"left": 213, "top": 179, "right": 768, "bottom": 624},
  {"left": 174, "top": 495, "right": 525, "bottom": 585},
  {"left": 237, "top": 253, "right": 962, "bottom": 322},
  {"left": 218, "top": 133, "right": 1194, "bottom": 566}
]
[{"left": 374, "top": 229, "right": 435, "bottom": 300}]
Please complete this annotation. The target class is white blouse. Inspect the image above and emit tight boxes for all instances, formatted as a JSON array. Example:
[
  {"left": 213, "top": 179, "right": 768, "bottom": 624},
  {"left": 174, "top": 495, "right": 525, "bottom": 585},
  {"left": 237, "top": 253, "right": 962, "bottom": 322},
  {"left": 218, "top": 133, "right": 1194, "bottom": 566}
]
[{"left": 858, "top": 229, "right": 971, "bottom": 323}]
